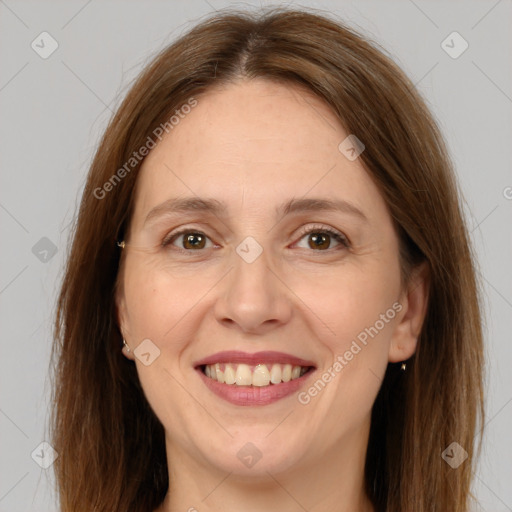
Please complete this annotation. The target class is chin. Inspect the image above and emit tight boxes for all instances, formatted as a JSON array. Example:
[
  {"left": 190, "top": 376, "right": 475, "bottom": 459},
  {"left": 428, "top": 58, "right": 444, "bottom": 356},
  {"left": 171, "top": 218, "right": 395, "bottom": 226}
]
[{"left": 197, "top": 430, "right": 308, "bottom": 476}]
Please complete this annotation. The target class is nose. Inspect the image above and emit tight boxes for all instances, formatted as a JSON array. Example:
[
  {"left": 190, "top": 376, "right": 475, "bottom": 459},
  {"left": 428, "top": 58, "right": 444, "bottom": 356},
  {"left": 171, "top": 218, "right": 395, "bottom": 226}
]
[{"left": 213, "top": 243, "right": 293, "bottom": 335}]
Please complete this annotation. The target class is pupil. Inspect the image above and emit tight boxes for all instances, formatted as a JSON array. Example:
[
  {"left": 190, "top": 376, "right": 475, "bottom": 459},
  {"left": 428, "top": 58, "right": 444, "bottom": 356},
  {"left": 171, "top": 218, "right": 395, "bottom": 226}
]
[
  {"left": 185, "top": 233, "right": 205, "bottom": 249},
  {"left": 310, "top": 233, "right": 329, "bottom": 250}
]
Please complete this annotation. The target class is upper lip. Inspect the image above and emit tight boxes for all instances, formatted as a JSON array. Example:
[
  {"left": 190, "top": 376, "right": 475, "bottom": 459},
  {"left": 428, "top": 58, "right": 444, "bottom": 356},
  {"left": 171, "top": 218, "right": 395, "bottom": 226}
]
[{"left": 193, "top": 350, "right": 316, "bottom": 368}]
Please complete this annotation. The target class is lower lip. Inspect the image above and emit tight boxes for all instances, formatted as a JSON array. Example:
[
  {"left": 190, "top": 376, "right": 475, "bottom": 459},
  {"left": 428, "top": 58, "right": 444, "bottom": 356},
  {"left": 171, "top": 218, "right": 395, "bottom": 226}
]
[{"left": 196, "top": 368, "right": 315, "bottom": 406}]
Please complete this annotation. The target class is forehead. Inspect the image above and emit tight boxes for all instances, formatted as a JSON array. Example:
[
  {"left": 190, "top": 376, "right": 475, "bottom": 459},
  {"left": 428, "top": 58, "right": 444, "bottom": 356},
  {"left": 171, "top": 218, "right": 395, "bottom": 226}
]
[{"left": 131, "top": 79, "right": 386, "bottom": 223}]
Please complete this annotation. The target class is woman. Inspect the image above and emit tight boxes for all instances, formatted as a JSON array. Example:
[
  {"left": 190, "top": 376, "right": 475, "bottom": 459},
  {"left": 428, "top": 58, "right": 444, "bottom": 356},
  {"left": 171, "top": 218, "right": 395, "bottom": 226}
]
[{"left": 50, "top": 8, "right": 484, "bottom": 512}]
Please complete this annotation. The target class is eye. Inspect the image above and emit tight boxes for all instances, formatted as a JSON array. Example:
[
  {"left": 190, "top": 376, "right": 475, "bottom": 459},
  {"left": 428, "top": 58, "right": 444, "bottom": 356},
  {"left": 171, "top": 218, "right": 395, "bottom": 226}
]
[
  {"left": 162, "top": 229, "right": 215, "bottom": 251},
  {"left": 293, "top": 224, "right": 350, "bottom": 251},
  {"left": 161, "top": 224, "right": 350, "bottom": 253}
]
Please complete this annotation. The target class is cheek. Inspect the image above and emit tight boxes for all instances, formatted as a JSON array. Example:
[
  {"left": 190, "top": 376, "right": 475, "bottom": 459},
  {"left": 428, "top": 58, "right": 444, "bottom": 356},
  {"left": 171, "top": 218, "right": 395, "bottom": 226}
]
[
  {"left": 295, "top": 272, "right": 398, "bottom": 430},
  {"left": 287, "top": 263, "right": 400, "bottom": 353},
  {"left": 121, "top": 264, "right": 203, "bottom": 434},
  {"left": 122, "top": 259, "right": 200, "bottom": 342}
]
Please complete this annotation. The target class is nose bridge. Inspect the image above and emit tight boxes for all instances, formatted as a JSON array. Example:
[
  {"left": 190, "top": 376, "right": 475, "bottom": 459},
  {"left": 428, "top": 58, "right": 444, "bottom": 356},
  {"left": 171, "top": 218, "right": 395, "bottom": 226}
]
[
  {"left": 230, "top": 235, "right": 277, "bottom": 303},
  {"left": 213, "top": 234, "right": 292, "bottom": 332}
]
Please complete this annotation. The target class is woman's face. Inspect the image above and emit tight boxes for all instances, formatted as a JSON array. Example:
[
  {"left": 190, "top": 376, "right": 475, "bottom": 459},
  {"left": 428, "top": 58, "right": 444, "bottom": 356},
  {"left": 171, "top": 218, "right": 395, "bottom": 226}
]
[{"left": 117, "top": 79, "right": 424, "bottom": 478}]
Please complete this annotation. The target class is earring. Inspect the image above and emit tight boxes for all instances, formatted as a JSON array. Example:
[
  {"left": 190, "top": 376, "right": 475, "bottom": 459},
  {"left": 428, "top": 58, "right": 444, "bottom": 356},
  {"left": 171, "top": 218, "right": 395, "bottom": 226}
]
[
  {"left": 400, "top": 362, "right": 407, "bottom": 371},
  {"left": 123, "top": 339, "right": 130, "bottom": 353},
  {"left": 117, "top": 241, "right": 126, "bottom": 249}
]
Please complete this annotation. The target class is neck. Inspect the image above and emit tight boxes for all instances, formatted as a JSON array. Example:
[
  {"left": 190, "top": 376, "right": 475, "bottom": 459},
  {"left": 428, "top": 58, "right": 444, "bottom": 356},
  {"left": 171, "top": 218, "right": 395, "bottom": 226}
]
[{"left": 155, "top": 423, "right": 375, "bottom": 512}]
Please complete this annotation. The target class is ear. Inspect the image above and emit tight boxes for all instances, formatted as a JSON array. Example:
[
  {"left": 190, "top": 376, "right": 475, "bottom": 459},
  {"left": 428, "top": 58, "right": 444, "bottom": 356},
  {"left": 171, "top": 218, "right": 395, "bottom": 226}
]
[
  {"left": 115, "top": 276, "right": 135, "bottom": 361},
  {"left": 388, "top": 261, "right": 430, "bottom": 363}
]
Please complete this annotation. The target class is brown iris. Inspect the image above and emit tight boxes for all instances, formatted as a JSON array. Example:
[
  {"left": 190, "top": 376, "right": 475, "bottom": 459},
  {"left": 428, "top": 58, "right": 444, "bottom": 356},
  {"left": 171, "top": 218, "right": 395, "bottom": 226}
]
[
  {"left": 182, "top": 233, "right": 206, "bottom": 250},
  {"left": 308, "top": 232, "right": 331, "bottom": 250}
]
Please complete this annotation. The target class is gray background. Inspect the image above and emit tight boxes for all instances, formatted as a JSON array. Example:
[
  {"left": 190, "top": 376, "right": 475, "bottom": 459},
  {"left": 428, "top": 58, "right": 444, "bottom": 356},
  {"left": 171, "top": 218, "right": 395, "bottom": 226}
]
[{"left": 0, "top": 1, "right": 511, "bottom": 510}]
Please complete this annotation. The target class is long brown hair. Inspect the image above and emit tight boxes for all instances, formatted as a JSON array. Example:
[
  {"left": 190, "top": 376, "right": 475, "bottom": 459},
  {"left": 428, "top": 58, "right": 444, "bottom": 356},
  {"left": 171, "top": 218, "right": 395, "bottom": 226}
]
[{"left": 50, "top": 7, "right": 484, "bottom": 511}]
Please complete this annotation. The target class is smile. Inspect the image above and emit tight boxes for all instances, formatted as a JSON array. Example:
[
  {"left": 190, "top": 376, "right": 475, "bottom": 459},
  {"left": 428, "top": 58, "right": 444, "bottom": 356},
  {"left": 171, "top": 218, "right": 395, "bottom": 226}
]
[
  {"left": 202, "top": 362, "right": 312, "bottom": 386},
  {"left": 194, "top": 350, "right": 316, "bottom": 406}
]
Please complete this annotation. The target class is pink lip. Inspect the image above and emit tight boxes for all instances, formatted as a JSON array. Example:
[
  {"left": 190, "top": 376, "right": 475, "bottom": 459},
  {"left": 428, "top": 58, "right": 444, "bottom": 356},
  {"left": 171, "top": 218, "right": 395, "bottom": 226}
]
[
  {"left": 196, "top": 366, "right": 315, "bottom": 406},
  {"left": 193, "top": 350, "right": 316, "bottom": 368},
  {"left": 193, "top": 351, "right": 317, "bottom": 406}
]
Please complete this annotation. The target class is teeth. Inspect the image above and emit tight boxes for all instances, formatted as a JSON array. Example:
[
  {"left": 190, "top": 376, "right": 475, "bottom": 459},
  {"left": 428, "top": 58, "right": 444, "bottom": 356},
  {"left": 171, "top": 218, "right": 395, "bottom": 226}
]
[
  {"left": 282, "top": 364, "right": 292, "bottom": 382},
  {"left": 236, "top": 364, "right": 252, "bottom": 385},
  {"left": 224, "top": 364, "right": 236, "bottom": 384},
  {"left": 252, "top": 364, "right": 270, "bottom": 386},
  {"left": 270, "top": 364, "right": 282, "bottom": 384},
  {"left": 214, "top": 363, "right": 224, "bottom": 384},
  {"left": 202, "top": 362, "right": 309, "bottom": 386}
]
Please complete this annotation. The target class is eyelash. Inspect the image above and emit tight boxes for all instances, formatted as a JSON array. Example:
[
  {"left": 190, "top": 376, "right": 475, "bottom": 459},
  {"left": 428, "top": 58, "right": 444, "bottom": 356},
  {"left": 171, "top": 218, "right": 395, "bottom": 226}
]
[{"left": 161, "top": 224, "right": 350, "bottom": 254}]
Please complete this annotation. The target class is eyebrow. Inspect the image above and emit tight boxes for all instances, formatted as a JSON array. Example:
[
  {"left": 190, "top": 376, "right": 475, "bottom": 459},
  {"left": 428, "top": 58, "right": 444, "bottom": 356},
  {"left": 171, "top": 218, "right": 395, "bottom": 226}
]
[{"left": 144, "top": 196, "right": 368, "bottom": 226}]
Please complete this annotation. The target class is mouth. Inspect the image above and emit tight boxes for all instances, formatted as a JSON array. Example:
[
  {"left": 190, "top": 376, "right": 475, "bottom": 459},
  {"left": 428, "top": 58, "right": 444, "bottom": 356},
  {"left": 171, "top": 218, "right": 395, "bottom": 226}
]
[
  {"left": 199, "top": 362, "right": 314, "bottom": 386},
  {"left": 193, "top": 351, "right": 316, "bottom": 406}
]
